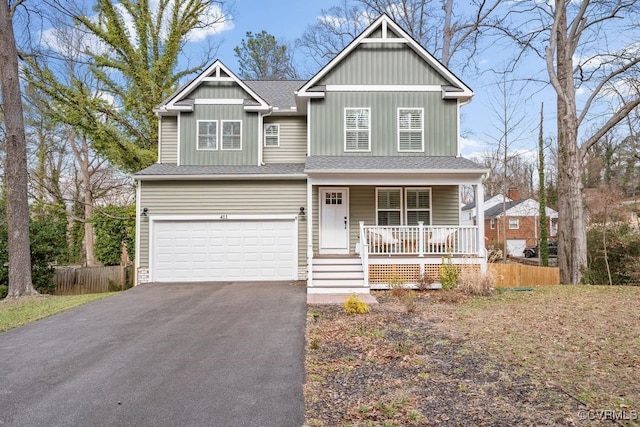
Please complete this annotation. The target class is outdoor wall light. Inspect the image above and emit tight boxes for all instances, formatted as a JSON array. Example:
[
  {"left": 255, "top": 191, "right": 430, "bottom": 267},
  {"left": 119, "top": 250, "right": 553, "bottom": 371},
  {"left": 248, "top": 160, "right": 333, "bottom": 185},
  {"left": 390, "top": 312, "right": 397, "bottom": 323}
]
[
  {"left": 299, "top": 207, "right": 306, "bottom": 217},
  {"left": 141, "top": 207, "right": 149, "bottom": 217}
]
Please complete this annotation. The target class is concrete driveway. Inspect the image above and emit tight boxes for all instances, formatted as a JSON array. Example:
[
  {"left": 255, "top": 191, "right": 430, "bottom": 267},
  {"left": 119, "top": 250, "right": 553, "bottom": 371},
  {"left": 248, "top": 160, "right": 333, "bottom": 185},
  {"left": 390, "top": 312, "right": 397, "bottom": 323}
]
[{"left": 0, "top": 281, "right": 306, "bottom": 427}]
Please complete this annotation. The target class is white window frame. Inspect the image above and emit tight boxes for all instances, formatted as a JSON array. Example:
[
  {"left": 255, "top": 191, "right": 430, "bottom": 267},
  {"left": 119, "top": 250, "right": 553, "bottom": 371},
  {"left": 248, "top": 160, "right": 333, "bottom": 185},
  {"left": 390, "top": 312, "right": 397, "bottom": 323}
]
[
  {"left": 404, "top": 187, "right": 432, "bottom": 225},
  {"left": 508, "top": 218, "right": 520, "bottom": 229},
  {"left": 264, "top": 123, "right": 280, "bottom": 147},
  {"left": 490, "top": 219, "right": 496, "bottom": 229},
  {"left": 397, "top": 108, "right": 424, "bottom": 152},
  {"left": 375, "top": 187, "right": 402, "bottom": 226},
  {"left": 196, "top": 120, "right": 218, "bottom": 151},
  {"left": 221, "top": 120, "right": 242, "bottom": 151},
  {"left": 344, "top": 107, "right": 370, "bottom": 152}
]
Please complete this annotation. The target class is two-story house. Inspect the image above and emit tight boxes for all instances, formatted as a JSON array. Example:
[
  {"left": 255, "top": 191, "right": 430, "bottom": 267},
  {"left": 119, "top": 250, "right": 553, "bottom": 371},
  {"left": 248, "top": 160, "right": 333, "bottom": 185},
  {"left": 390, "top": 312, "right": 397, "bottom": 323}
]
[{"left": 134, "top": 14, "right": 489, "bottom": 296}]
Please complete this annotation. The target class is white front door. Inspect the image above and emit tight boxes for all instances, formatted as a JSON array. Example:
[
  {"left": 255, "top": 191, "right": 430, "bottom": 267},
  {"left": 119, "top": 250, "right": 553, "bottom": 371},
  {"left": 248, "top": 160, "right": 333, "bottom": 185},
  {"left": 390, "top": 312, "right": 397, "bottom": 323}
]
[{"left": 319, "top": 188, "right": 349, "bottom": 254}]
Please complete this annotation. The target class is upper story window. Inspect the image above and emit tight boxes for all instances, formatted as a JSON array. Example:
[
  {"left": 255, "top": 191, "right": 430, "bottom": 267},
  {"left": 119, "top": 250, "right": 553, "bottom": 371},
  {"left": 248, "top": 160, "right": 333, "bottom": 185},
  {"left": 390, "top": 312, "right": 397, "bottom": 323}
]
[
  {"left": 398, "top": 108, "right": 423, "bottom": 152},
  {"left": 405, "top": 188, "right": 431, "bottom": 225},
  {"left": 264, "top": 124, "right": 280, "bottom": 147},
  {"left": 345, "top": 108, "right": 370, "bottom": 152},
  {"left": 509, "top": 218, "right": 520, "bottom": 229},
  {"left": 221, "top": 120, "right": 242, "bottom": 150},
  {"left": 490, "top": 219, "right": 496, "bottom": 229},
  {"left": 197, "top": 120, "right": 217, "bottom": 150}
]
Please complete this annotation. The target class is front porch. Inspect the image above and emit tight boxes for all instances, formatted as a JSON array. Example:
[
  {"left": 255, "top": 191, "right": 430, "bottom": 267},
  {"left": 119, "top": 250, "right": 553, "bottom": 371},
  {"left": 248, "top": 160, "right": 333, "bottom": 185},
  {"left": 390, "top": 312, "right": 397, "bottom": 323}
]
[{"left": 308, "top": 223, "right": 485, "bottom": 294}]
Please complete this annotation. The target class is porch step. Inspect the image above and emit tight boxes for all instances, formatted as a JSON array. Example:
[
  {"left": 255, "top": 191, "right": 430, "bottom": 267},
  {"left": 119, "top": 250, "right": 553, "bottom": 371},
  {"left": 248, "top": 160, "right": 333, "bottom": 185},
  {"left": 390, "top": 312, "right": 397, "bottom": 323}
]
[{"left": 311, "top": 256, "right": 366, "bottom": 289}]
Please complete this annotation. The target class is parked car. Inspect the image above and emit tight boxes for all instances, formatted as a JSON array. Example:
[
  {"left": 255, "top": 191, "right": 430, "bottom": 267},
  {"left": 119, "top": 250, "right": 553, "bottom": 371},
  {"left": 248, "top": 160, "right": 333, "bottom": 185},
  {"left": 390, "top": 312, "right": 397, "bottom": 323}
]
[{"left": 523, "top": 241, "right": 558, "bottom": 258}]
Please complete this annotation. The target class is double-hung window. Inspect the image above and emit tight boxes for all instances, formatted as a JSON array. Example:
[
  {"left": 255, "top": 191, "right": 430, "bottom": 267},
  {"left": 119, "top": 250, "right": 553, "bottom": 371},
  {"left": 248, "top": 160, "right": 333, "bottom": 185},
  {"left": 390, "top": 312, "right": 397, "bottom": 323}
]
[
  {"left": 376, "top": 187, "right": 432, "bottom": 226},
  {"left": 405, "top": 188, "right": 431, "bottom": 225},
  {"left": 398, "top": 108, "right": 423, "bottom": 152},
  {"left": 508, "top": 218, "right": 520, "bottom": 229},
  {"left": 197, "top": 120, "right": 217, "bottom": 150},
  {"left": 221, "top": 120, "right": 242, "bottom": 150},
  {"left": 345, "top": 108, "right": 370, "bottom": 151},
  {"left": 264, "top": 123, "right": 280, "bottom": 147},
  {"left": 376, "top": 188, "right": 402, "bottom": 226}
]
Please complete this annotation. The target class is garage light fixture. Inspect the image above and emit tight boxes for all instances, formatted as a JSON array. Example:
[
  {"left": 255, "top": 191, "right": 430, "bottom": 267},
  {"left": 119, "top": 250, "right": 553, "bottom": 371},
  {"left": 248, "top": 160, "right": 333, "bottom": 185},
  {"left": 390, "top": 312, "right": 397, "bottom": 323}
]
[
  {"left": 141, "top": 207, "right": 149, "bottom": 217},
  {"left": 299, "top": 207, "right": 306, "bottom": 217}
]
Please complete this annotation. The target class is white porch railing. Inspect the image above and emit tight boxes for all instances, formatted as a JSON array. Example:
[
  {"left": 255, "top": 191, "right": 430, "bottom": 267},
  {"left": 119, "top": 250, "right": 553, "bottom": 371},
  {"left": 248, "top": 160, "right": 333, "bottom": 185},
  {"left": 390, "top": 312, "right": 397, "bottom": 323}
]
[{"left": 359, "top": 221, "right": 479, "bottom": 256}]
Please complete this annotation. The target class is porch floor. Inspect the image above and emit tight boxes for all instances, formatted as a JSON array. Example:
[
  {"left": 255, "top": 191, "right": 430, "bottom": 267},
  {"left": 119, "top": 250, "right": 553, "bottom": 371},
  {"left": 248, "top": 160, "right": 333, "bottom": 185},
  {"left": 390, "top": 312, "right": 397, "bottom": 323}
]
[{"left": 307, "top": 293, "right": 379, "bottom": 305}]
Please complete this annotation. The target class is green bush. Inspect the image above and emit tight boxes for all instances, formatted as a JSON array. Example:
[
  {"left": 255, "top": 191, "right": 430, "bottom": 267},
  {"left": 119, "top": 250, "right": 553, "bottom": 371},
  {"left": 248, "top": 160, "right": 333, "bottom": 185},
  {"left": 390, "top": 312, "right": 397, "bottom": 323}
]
[
  {"left": 439, "top": 254, "right": 459, "bottom": 290},
  {"left": 343, "top": 294, "right": 370, "bottom": 314},
  {"left": 91, "top": 205, "right": 135, "bottom": 266},
  {"left": 0, "top": 285, "right": 7, "bottom": 299},
  {"left": 583, "top": 224, "right": 640, "bottom": 286}
]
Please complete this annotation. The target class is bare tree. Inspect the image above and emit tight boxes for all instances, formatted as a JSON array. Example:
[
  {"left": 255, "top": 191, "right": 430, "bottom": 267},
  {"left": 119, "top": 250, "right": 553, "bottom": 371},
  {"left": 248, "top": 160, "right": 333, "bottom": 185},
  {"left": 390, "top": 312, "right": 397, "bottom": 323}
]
[
  {"left": 545, "top": 0, "right": 640, "bottom": 284},
  {"left": 297, "top": 0, "right": 502, "bottom": 71},
  {"left": 0, "top": 0, "right": 37, "bottom": 297}
]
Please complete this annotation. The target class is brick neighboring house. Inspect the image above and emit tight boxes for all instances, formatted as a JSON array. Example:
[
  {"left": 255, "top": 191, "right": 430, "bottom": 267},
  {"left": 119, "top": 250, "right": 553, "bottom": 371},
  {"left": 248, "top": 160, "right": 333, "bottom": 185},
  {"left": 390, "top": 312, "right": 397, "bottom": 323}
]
[{"left": 484, "top": 198, "right": 558, "bottom": 257}]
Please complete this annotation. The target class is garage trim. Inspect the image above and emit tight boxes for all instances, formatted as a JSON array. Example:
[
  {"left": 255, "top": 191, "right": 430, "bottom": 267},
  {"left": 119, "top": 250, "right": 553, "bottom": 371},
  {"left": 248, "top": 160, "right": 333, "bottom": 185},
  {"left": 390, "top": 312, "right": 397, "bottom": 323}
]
[{"left": 148, "top": 214, "right": 299, "bottom": 282}]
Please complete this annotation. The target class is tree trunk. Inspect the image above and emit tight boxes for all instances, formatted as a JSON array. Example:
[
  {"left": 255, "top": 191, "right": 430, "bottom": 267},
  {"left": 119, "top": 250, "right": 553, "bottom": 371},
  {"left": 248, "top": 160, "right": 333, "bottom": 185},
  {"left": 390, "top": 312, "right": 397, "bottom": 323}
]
[
  {"left": 0, "top": 0, "right": 38, "bottom": 297},
  {"left": 554, "top": 2, "right": 588, "bottom": 284}
]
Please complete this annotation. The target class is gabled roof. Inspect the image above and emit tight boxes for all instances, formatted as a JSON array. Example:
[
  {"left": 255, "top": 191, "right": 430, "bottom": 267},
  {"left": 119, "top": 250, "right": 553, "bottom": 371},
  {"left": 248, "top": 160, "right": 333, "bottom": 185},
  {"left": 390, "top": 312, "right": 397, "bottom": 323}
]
[
  {"left": 154, "top": 60, "right": 270, "bottom": 114},
  {"left": 484, "top": 198, "right": 558, "bottom": 219},
  {"left": 297, "top": 14, "right": 473, "bottom": 100}
]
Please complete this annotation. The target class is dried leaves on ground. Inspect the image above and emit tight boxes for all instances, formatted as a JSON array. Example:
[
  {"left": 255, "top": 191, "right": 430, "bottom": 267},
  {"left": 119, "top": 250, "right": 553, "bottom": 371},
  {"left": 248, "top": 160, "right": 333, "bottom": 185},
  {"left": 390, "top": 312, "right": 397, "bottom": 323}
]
[{"left": 305, "top": 286, "right": 640, "bottom": 426}]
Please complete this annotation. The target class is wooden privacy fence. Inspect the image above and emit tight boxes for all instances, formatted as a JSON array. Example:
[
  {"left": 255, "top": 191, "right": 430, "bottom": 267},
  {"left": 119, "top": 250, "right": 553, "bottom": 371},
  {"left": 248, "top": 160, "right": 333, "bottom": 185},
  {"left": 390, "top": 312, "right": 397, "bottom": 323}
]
[
  {"left": 490, "top": 263, "right": 560, "bottom": 287},
  {"left": 55, "top": 265, "right": 133, "bottom": 295}
]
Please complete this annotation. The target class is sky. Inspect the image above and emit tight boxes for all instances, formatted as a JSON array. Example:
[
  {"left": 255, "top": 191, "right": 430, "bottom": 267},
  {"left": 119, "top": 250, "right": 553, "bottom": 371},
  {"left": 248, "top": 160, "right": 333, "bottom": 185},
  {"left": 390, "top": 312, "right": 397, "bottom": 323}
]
[{"left": 192, "top": 0, "right": 555, "bottom": 161}]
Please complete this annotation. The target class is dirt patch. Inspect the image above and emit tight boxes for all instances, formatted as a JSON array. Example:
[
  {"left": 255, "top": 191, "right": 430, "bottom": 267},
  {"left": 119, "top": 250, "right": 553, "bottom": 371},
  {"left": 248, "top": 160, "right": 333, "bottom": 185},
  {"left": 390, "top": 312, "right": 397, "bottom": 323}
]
[{"left": 305, "top": 287, "right": 640, "bottom": 426}]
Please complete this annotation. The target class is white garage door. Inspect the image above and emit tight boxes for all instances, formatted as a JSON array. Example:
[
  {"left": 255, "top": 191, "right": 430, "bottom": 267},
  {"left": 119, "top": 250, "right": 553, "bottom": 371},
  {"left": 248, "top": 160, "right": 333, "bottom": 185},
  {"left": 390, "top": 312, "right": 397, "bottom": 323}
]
[
  {"left": 506, "top": 239, "right": 526, "bottom": 257},
  {"left": 151, "top": 219, "right": 297, "bottom": 282}
]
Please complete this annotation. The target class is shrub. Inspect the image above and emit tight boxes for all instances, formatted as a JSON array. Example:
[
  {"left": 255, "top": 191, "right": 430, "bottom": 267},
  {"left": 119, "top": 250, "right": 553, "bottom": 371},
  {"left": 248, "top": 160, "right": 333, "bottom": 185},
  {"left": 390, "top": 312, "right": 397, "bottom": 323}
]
[
  {"left": 457, "top": 268, "right": 495, "bottom": 296},
  {"left": 0, "top": 285, "right": 7, "bottom": 299},
  {"left": 583, "top": 224, "right": 640, "bottom": 285},
  {"left": 91, "top": 205, "right": 136, "bottom": 266},
  {"left": 343, "top": 294, "right": 370, "bottom": 314},
  {"left": 439, "top": 254, "right": 459, "bottom": 290}
]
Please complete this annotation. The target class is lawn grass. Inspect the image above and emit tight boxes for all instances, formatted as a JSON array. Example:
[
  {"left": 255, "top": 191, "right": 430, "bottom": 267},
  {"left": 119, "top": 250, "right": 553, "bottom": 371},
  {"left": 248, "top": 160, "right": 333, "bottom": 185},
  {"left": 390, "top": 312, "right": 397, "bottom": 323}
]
[
  {"left": 443, "top": 285, "right": 640, "bottom": 412},
  {"left": 0, "top": 293, "right": 116, "bottom": 333},
  {"left": 306, "top": 285, "right": 640, "bottom": 425}
]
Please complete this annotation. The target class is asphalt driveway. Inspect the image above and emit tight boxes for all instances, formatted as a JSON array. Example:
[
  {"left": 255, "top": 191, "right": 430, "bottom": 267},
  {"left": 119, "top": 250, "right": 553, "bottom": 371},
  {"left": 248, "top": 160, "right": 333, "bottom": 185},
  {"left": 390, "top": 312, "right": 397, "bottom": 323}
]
[{"left": 0, "top": 281, "right": 306, "bottom": 427}]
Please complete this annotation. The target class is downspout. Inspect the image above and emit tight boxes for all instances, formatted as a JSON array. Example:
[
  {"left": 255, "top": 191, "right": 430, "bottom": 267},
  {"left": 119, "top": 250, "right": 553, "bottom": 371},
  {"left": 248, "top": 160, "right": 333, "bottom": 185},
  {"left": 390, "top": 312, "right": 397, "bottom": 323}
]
[{"left": 258, "top": 108, "right": 273, "bottom": 165}]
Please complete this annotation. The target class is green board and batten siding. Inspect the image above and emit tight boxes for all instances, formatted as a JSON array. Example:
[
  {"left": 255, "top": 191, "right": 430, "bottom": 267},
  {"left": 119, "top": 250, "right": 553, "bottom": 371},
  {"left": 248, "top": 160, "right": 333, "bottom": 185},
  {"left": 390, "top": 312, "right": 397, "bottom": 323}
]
[
  {"left": 189, "top": 82, "right": 249, "bottom": 100},
  {"left": 263, "top": 116, "right": 307, "bottom": 163},
  {"left": 310, "top": 185, "right": 460, "bottom": 254},
  {"left": 318, "top": 44, "right": 451, "bottom": 86},
  {"left": 310, "top": 92, "right": 457, "bottom": 156},
  {"left": 179, "top": 105, "right": 258, "bottom": 165},
  {"left": 159, "top": 116, "right": 178, "bottom": 163},
  {"left": 138, "top": 180, "right": 307, "bottom": 269}
]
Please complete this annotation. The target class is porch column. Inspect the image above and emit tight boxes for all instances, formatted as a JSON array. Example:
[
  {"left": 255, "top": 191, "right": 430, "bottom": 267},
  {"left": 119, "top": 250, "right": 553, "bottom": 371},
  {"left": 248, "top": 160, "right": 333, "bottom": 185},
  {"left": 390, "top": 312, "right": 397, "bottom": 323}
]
[
  {"left": 307, "top": 178, "right": 313, "bottom": 286},
  {"left": 475, "top": 183, "right": 487, "bottom": 273}
]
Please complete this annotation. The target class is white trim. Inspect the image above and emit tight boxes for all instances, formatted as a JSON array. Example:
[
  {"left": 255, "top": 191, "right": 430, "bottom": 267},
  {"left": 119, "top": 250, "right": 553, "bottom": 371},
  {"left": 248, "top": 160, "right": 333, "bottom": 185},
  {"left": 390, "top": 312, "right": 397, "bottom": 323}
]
[
  {"left": 196, "top": 120, "right": 218, "bottom": 151},
  {"left": 306, "top": 179, "right": 313, "bottom": 287},
  {"left": 318, "top": 187, "right": 350, "bottom": 254},
  {"left": 306, "top": 173, "right": 487, "bottom": 186},
  {"left": 135, "top": 174, "right": 307, "bottom": 181},
  {"left": 264, "top": 123, "right": 280, "bottom": 147},
  {"left": 176, "top": 114, "right": 181, "bottom": 166},
  {"left": 157, "top": 117, "right": 162, "bottom": 163},
  {"left": 220, "top": 120, "right": 242, "bottom": 151},
  {"left": 344, "top": 107, "right": 371, "bottom": 152},
  {"left": 163, "top": 60, "right": 269, "bottom": 111},
  {"left": 193, "top": 99, "right": 244, "bottom": 105},
  {"left": 397, "top": 107, "right": 424, "bottom": 152},
  {"left": 326, "top": 85, "right": 442, "bottom": 92},
  {"left": 297, "top": 15, "right": 473, "bottom": 99},
  {"left": 134, "top": 181, "right": 141, "bottom": 286},
  {"left": 307, "top": 99, "right": 312, "bottom": 155}
]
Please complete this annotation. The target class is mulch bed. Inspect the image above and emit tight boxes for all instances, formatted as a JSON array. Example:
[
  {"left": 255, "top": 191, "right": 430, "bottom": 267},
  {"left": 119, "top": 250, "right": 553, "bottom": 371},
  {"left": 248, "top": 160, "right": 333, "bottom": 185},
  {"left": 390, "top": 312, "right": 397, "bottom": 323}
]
[{"left": 305, "top": 292, "right": 585, "bottom": 426}]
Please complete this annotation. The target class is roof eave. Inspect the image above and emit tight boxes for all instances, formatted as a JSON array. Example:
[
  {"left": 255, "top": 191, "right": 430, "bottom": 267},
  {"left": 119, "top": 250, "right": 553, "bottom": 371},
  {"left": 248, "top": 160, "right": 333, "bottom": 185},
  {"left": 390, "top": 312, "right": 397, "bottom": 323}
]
[{"left": 134, "top": 173, "right": 308, "bottom": 181}]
